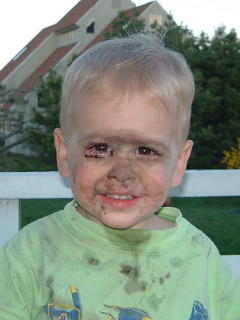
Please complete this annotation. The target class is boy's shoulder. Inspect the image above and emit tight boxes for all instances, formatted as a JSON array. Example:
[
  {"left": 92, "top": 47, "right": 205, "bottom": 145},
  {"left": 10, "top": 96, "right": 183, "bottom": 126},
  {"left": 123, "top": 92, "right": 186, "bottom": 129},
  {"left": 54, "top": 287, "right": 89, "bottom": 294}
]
[
  {"left": 160, "top": 206, "right": 218, "bottom": 253},
  {"left": 4, "top": 200, "right": 74, "bottom": 253}
]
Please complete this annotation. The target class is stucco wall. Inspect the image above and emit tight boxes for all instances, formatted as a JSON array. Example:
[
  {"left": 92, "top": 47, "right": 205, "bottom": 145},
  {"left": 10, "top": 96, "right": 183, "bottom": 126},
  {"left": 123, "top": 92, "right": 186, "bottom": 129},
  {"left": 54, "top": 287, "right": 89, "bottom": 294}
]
[
  {"left": 139, "top": 1, "right": 168, "bottom": 30},
  {"left": 2, "top": 34, "right": 58, "bottom": 90}
]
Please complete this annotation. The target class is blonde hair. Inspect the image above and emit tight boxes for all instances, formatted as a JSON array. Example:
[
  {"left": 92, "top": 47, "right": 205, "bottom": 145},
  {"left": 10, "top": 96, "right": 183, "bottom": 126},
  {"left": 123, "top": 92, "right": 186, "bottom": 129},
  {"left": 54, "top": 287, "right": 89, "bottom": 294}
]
[{"left": 60, "top": 33, "right": 195, "bottom": 141}]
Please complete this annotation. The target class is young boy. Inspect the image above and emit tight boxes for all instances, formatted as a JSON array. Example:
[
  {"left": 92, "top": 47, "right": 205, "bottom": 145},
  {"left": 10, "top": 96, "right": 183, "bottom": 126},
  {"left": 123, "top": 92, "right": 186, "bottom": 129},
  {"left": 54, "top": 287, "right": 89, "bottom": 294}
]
[{"left": 0, "top": 34, "right": 239, "bottom": 320}]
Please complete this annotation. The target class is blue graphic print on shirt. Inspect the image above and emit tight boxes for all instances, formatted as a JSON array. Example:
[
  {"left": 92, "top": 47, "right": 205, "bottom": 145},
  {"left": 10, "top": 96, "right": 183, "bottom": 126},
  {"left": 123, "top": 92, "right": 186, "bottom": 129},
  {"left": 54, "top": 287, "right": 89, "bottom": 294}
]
[
  {"left": 188, "top": 301, "right": 209, "bottom": 320},
  {"left": 47, "top": 286, "right": 81, "bottom": 320},
  {"left": 46, "top": 286, "right": 209, "bottom": 320},
  {"left": 101, "top": 304, "right": 152, "bottom": 320}
]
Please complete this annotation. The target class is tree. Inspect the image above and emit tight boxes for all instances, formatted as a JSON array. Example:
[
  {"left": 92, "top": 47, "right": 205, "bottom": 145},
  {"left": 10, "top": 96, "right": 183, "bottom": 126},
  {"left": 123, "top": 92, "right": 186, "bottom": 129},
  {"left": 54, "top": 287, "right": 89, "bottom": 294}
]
[
  {"left": 189, "top": 28, "right": 240, "bottom": 168},
  {"left": 0, "top": 84, "right": 28, "bottom": 152},
  {"left": 222, "top": 137, "right": 240, "bottom": 169},
  {"left": 27, "top": 69, "right": 62, "bottom": 169},
  {"left": 104, "top": 9, "right": 145, "bottom": 39},
  {"left": 155, "top": 18, "right": 240, "bottom": 168},
  {"left": 26, "top": 14, "right": 240, "bottom": 170}
]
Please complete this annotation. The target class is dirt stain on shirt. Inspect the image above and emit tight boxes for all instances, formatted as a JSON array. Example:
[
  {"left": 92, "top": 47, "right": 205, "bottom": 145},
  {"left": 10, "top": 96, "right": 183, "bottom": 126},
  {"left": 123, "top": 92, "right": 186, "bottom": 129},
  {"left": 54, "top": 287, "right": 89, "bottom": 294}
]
[
  {"left": 88, "top": 257, "right": 100, "bottom": 265},
  {"left": 120, "top": 263, "right": 147, "bottom": 294}
]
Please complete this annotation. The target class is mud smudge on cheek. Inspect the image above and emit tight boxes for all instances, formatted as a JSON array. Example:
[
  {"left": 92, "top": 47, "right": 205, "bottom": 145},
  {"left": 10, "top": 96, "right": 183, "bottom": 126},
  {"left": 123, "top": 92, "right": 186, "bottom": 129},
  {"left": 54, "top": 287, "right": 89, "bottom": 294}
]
[
  {"left": 78, "top": 184, "right": 91, "bottom": 201},
  {"left": 102, "top": 179, "right": 117, "bottom": 191},
  {"left": 139, "top": 174, "right": 166, "bottom": 206}
]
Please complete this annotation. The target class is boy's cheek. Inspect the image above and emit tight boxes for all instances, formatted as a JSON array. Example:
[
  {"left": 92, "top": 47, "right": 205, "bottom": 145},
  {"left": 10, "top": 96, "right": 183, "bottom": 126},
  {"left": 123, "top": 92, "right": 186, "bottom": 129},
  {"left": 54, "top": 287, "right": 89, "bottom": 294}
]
[
  {"left": 170, "top": 140, "right": 193, "bottom": 187},
  {"left": 70, "top": 162, "right": 104, "bottom": 193}
]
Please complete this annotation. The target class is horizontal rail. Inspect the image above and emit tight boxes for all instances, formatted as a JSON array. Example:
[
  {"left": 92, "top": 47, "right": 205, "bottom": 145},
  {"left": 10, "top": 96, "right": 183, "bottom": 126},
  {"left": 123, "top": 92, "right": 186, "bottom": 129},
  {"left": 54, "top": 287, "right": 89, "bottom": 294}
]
[
  {"left": 0, "top": 169, "right": 240, "bottom": 199},
  {"left": 0, "top": 170, "right": 239, "bottom": 275}
]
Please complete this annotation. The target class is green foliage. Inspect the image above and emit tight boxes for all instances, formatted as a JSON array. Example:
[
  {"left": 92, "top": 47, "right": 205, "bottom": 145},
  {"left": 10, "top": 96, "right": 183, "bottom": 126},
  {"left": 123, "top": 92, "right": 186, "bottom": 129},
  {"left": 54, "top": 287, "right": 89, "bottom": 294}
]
[
  {"left": 154, "top": 14, "right": 196, "bottom": 55},
  {"left": 104, "top": 10, "right": 145, "bottom": 39},
  {"left": 0, "top": 152, "right": 51, "bottom": 172},
  {"left": 0, "top": 84, "right": 29, "bottom": 153},
  {"left": 155, "top": 18, "right": 240, "bottom": 168},
  {"left": 190, "top": 28, "right": 240, "bottom": 168},
  {"left": 27, "top": 69, "right": 62, "bottom": 169},
  {"left": 222, "top": 137, "right": 240, "bottom": 169},
  {"left": 25, "top": 14, "right": 240, "bottom": 170}
]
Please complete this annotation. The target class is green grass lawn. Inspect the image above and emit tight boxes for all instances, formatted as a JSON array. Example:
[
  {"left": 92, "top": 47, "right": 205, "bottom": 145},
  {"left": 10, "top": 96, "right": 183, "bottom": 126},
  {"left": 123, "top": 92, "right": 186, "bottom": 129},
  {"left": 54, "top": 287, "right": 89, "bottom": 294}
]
[{"left": 21, "top": 197, "right": 240, "bottom": 255}]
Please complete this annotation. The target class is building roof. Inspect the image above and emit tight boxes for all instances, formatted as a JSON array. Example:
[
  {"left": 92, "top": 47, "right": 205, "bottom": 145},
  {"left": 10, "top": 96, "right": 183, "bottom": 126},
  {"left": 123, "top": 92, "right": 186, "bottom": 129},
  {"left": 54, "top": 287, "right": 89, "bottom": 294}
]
[
  {"left": 55, "top": 0, "right": 99, "bottom": 32},
  {"left": 0, "top": 25, "right": 55, "bottom": 83},
  {"left": 1, "top": 44, "right": 75, "bottom": 110},
  {"left": 19, "top": 45, "right": 75, "bottom": 93},
  {"left": 88, "top": 2, "right": 153, "bottom": 48},
  {"left": 0, "top": 0, "right": 100, "bottom": 82},
  {"left": 0, "top": 0, "right": 154, "bottom": 110}
]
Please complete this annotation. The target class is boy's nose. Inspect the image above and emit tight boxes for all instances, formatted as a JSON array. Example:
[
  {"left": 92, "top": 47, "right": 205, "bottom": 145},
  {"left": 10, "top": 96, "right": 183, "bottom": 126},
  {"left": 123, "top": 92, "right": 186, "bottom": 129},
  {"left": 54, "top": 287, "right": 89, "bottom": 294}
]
[{"left": 107, "top": 158, "right": 136, "bottom": 183}]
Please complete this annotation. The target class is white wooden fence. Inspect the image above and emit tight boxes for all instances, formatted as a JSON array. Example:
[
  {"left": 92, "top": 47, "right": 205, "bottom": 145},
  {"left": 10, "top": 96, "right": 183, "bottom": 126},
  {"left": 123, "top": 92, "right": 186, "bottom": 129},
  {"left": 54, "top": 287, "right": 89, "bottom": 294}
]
[{"left": 0, "top": 170, "right": 240, "bottom": 276}]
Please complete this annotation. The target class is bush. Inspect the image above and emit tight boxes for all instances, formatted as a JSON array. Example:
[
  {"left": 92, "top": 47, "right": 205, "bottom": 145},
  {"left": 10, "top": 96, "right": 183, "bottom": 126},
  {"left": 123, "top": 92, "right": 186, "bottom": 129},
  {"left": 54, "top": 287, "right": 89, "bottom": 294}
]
[{"left": 222, "top": 137, "right": 240, "bottom": 169}]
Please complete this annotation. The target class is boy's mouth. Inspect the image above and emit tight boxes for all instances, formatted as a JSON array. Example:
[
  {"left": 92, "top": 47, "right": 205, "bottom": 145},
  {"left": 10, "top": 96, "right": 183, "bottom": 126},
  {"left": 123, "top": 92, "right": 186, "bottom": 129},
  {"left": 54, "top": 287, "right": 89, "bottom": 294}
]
[
  {"left": 106, "top": 194, "right": 134, "bottom": 200},
  {"left": 100, "top": 194, "right": 139, "bottom": 210}
]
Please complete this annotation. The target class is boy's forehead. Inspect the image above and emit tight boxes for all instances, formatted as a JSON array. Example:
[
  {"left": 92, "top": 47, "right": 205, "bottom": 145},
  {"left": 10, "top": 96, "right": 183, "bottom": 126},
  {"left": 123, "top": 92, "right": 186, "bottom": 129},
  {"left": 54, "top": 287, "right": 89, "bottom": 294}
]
[
  {"left": 68, "top": 89, "right": 179, "bottom": 148},
  {"left": 74, "top": 130, "right": 171, "bottom": 153}
]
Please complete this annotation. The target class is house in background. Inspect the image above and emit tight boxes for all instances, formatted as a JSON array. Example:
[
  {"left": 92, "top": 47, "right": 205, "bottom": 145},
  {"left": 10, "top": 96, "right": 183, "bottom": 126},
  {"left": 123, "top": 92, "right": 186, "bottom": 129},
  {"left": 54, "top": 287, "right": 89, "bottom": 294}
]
[{"left": 0, "top": 0, "right": 167, "bottom": 154}]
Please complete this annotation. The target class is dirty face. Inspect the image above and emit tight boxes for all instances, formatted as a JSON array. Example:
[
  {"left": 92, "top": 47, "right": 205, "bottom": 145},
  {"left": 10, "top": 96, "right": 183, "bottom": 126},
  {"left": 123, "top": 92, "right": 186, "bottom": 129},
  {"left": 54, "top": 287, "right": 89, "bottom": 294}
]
[{"left": 55, "top": 92, "right": 192, "bottom": 230}]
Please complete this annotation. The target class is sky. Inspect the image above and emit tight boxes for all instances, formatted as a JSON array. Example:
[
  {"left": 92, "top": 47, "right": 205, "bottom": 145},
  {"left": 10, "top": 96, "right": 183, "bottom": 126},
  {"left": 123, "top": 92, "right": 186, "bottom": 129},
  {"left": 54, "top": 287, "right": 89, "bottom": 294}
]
[{"left": 0, "top": 0, "right": 239, "bottom": 70}]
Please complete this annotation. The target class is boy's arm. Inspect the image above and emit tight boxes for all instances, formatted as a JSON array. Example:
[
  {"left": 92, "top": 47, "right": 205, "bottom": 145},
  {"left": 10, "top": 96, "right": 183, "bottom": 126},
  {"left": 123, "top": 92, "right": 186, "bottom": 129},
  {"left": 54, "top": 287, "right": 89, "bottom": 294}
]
[{"left": 0, "top": 245, "right": 34, "bottom": 319}]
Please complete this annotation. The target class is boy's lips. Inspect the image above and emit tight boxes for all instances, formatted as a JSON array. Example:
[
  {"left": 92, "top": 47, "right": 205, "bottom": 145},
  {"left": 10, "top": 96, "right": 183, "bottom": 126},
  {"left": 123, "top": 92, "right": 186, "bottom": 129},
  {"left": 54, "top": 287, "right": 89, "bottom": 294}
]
[{"left": 100, "top": 194, "right": 140, "bottom": 210}]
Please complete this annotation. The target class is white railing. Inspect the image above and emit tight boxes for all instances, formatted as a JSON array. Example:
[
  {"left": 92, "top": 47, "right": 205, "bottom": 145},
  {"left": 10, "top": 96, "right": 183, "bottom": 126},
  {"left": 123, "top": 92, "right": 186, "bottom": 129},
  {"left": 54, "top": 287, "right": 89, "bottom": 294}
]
[{"left": 0, "top": 170, "right": 240, "bottom": 276}]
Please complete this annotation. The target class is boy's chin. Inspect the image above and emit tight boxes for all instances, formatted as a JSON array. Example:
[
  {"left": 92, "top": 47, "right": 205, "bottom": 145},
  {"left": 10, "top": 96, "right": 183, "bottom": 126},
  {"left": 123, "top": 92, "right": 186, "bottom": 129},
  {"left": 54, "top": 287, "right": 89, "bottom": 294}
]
[{"left": 97, "top": 211, "right": 148, "bottom": 230}]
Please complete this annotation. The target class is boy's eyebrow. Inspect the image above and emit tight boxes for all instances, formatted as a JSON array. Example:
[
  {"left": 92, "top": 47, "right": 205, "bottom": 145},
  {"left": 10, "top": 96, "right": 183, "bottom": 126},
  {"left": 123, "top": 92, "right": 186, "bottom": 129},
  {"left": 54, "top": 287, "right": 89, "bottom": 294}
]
[{"left": 79, "top": 132, "right": 169, "bottom": 151}]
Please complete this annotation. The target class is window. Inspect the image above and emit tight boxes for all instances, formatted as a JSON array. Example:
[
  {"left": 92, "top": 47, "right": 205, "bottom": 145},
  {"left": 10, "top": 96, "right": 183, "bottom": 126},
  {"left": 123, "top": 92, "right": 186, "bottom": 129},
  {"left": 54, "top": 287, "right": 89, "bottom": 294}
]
[
  {"left": 12, "top": 47, "right": 27, "bottom": 61},
  {"left": 0, "top": 134, "right": 4, "bottom": 147},
  {"left": 86, "top": 21, "right": 95, "bottom": 34},
  {"left": 56, "top": 24, "right": 78, "bottom": 34},
  {"left": 0, "top": 111, "right": 23, "bottom": 135},
  {"left": 149, "top": 15, "right": 162, "bottom": 27}
]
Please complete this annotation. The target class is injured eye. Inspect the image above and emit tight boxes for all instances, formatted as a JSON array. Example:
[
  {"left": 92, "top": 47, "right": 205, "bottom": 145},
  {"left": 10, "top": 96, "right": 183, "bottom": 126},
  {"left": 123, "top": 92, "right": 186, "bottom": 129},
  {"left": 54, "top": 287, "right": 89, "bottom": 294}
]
[{"left": 85, "top": 143, "right": 113, "bottom": 159}]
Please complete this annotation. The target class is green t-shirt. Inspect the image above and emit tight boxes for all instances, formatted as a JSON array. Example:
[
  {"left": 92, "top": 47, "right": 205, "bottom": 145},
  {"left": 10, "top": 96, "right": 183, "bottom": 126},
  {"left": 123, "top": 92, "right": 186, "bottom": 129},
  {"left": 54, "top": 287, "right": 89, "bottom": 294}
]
[{"left": 0, "top": 200, "right": 239, "bottom": 319}]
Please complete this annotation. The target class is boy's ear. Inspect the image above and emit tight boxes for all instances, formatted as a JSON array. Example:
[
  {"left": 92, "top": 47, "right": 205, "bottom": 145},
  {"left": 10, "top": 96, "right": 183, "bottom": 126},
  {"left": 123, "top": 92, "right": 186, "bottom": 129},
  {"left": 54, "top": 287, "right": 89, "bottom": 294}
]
[
  {"left": 171, "top": 140, "right": 193, "bottom": 187},
  {"left": 54, "top": 128, "right": 70, "bottom": 178}
]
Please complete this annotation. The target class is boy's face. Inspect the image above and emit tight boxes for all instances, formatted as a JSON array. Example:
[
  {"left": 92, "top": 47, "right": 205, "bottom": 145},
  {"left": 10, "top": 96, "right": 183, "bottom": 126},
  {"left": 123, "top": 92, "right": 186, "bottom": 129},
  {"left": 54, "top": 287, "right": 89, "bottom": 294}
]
[{"left": 55, "top": 92, "right": 192, "bottom": 230}]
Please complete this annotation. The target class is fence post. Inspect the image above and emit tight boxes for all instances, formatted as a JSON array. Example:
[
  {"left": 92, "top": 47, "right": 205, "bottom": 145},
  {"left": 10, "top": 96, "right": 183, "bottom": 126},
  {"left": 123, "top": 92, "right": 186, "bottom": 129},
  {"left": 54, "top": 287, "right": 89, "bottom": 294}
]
[{"left": 0, "top": 200, "right": 20, "bottom": 247}]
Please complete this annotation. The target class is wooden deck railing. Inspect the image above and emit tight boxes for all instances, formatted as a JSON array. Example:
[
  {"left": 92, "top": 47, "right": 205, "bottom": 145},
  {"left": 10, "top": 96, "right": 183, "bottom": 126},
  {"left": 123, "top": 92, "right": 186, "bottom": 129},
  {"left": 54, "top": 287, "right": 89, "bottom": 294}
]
[{"left": 0, "top": 170, "right": 240, "bottom": 276}]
